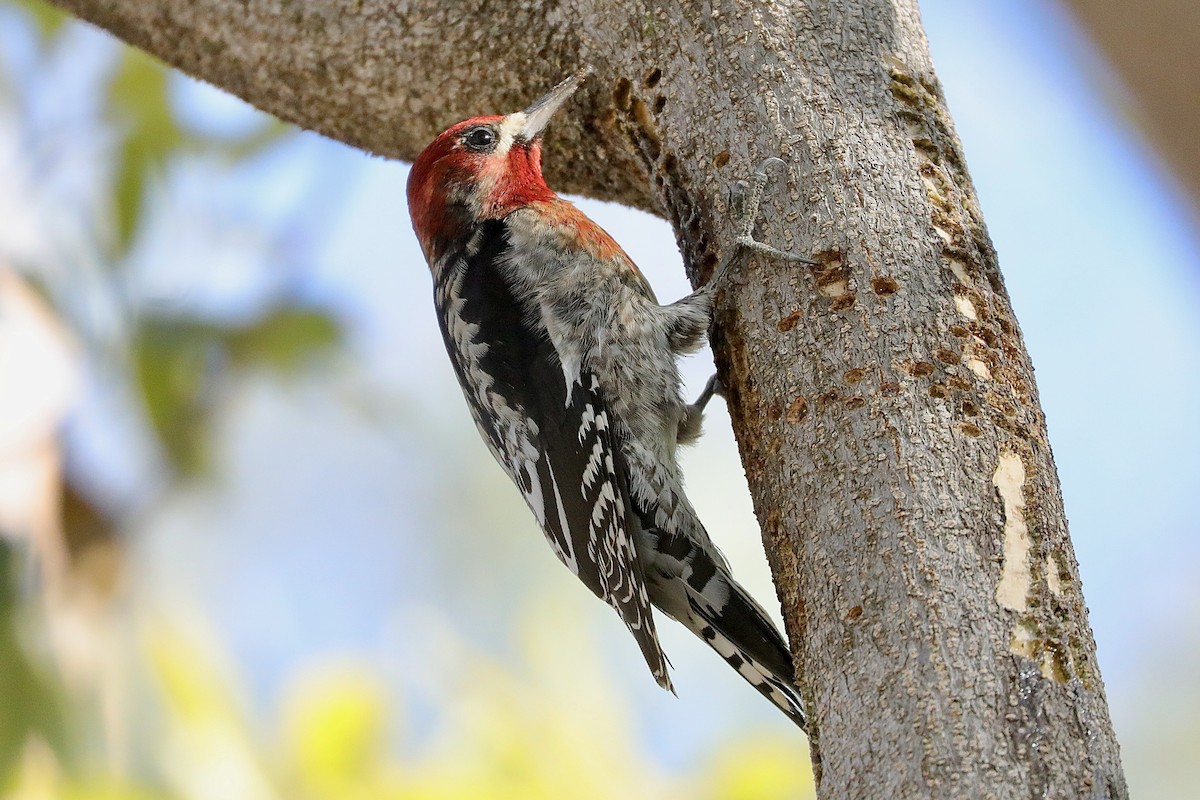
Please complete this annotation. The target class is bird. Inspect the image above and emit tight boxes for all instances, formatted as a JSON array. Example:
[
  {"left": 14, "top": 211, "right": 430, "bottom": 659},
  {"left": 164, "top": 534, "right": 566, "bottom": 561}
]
[{"left": 406, "top": 67, "right": 809, "bottom": 729}]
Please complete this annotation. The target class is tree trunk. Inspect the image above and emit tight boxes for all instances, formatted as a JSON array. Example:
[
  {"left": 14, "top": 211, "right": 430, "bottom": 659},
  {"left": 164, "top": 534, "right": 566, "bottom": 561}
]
[{"left": 47, "top": 0, "right": 1128, "bottom": 796}]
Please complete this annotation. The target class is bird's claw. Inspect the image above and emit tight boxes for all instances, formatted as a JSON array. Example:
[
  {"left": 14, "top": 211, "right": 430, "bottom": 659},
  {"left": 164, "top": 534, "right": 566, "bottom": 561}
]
[
  {"left": 751, "top": 156, "right": 789, "bottom": 183},
  {"left": 678, "top": 374, "right": 726, "bottom": 445},
  {"left": 735, "top": 158, "right": 818, "bottom": 265},
  {"left": 736, "top": 234, "right": 816, "bottom": 264},
  {"left": 695, "top": 373, "right": 725, "bottom": 409},
  {"left": 704, "top": 157, "right": 817, "bottom": 291}
]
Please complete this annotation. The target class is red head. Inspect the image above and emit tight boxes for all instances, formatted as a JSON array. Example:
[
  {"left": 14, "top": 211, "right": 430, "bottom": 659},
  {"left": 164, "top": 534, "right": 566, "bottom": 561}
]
[{"left": 407, "top": 68, "right": 590, "bottom": 261}]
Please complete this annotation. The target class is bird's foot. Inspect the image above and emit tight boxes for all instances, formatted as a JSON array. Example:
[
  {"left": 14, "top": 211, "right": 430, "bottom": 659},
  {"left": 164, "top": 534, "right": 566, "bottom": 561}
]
[
  {"left": 677, "top": 374, "right": 725, "bottom": 445},
  {"left": 706, "top": 157, "right": 817, "bottom": 289},
  {"left": 692, "top": 373, "right": 724, "bottom": 413}
]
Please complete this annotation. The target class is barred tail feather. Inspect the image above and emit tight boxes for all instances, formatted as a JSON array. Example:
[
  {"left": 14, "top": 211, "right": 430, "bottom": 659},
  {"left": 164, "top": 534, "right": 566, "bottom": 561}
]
[{"left": 686, "top": 587, "right": 807, "bottom": 730}]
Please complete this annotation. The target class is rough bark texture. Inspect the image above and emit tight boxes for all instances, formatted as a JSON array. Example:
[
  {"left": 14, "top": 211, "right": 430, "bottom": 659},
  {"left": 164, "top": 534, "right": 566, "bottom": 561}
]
[{"left": 46, "top": 0, "right": 1128, "bottom": 797}]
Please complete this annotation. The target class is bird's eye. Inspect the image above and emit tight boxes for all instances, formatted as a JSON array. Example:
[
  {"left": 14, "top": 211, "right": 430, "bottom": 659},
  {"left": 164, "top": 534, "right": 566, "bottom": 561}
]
[{"left": 463, "top": 127, "right": 497, "bottom": 152}]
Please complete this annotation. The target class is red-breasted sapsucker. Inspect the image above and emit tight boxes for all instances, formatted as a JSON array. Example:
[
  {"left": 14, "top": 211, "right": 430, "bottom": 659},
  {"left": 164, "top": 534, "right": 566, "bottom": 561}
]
[{"left": 407, "top": 68, "right": 809, "bottom": 730}]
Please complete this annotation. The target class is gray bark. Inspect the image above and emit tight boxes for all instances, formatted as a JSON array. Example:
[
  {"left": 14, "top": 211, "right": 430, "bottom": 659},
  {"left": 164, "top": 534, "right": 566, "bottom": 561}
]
[{"left": 47, "top": 0, "right": 1128, "bottom": 796}]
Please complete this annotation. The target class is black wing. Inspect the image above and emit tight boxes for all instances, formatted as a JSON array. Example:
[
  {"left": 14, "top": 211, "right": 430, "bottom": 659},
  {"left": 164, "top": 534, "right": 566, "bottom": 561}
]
[{"left": 431, "top": 220, "right": 671, "bottom": 689}]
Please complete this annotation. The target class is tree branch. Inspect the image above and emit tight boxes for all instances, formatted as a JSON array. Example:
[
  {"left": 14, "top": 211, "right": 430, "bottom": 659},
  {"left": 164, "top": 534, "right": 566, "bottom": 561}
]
[
  {"left": 48, "top": 0, "right": 1128, "bottom": 796},
  {"left": 47, "top": 0, "right": 660, "bottom": 211}
]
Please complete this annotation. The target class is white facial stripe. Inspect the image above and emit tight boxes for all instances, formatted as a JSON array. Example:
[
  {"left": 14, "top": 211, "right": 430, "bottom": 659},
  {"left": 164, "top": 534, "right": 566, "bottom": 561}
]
[{"left": 496, "top": 113, "right": 527, "bottom": 157}]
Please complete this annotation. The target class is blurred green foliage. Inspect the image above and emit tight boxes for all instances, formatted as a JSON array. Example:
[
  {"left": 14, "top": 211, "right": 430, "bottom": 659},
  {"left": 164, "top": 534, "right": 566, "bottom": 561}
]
[
  {"left": 0, "top": 543, "right": 64, "bottom": 781},
  {"left": 225, "top": 309, "right": 341, "bottom": 373},
  {"left": 12, "top": 0, "right": 62, "bottom": 37},
  {"left": 135, "top": 309, "right": 340, "bottom": 473},
  {"left": 109, "top": 50, "right": 184, "bottom": 254},
  {"left": 5, "top": 0, "right": 334, "bottom": 479},
  {"left": 9, "top": 0, "right": 316, "bottom": 479},
  {"left": 2, "top": 613, "right": 815, "bottom": 799},
  {"left": 107, "top": 48, "right": 289, "bottom": 253}
]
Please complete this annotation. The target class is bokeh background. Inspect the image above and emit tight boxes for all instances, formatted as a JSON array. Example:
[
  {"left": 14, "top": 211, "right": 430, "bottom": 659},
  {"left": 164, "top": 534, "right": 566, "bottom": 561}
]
[{"left": 0, "top": 0, "right": 1197, "bottom": 797}]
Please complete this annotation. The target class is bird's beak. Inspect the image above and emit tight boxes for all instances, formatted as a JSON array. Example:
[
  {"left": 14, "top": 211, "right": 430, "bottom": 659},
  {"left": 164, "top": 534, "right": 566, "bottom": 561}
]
[{"left": 518, "top": 66, "right": 592, "bottom": 141}]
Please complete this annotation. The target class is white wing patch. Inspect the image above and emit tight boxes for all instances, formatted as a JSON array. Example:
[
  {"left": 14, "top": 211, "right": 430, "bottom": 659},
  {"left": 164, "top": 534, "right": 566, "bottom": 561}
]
[
  {"left": 540, "top": 296, "right": 583, "bottom": 405},
  {"left": 540, "top": 451, "right": 578, "bottom": 573}
]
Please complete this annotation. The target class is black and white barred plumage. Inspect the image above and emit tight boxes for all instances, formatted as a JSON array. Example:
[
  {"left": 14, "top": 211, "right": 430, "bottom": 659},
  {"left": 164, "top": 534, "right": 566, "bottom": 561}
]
[
  {"left": 408, "top": 71, "right": 808, "bottom": 729},
  {"left": 433, "top": 218, "right": 670, "bottom": 686}
]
